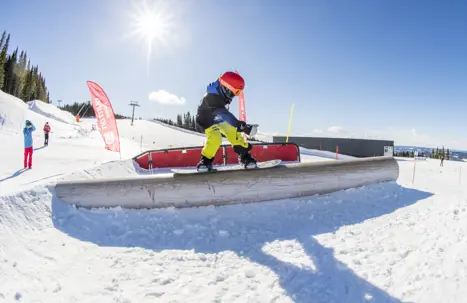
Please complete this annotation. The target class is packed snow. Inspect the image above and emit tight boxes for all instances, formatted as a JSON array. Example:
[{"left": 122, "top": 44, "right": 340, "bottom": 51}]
[{"left": 1, "top": 89, "right": 464, "bottom": 302}]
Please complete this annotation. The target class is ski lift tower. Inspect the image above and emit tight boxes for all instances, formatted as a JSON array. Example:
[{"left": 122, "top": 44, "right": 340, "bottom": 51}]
[{"left": 129, "top": 101, "right": 140, "bottom": 126}]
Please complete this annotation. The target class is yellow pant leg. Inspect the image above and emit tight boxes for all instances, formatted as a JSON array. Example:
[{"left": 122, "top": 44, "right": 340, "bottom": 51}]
[
  {"left": 201, "top": 125, "right": 223, "bottom": 159},
  {"left": 217, "top": 122, "right": 249, "bottom": 149}
]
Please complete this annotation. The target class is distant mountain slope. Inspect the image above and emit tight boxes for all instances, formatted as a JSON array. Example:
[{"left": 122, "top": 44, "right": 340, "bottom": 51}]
[{"left": 395, "top": 145, "right": 467, "bottom": 162}]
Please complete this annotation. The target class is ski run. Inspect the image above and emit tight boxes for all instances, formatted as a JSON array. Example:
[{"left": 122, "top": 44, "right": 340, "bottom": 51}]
[{"left": 1, "top": 90, "right": 467, "bottom": 303}]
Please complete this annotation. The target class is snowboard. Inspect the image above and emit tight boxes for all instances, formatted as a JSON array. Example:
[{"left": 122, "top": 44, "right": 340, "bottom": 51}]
[{"left": 171, "top": 159, "right": 282, "bottom": 175}]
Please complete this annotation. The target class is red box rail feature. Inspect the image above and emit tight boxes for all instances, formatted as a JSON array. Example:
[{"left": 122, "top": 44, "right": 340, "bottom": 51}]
[{"left": 133, "top": 143, "right": 300, "bottom": 170}]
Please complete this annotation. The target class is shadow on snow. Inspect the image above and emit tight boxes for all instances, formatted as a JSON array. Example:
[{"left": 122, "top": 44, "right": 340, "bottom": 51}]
[
  {"left": 0, "top": 168, "right": 28, "bottom": 182},
  {"left": 51, "top": 181, "right": 432, "bottom": 303},
  {"left": 34, "top": 145, "right": 46, "bottom": 151}
]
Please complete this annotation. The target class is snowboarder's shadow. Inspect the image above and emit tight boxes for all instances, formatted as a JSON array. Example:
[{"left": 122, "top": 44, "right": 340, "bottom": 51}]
[
  {"left": 52, "top": 182, "right": 431, "bottom": 302},
  {"left": 0, "top": 168, "right": 28, "bottom": 183}
]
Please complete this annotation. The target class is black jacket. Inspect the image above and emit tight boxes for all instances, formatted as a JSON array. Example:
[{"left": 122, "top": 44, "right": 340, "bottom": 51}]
[{"left": 195, "top": 80, "right": 240, "bottom": 132}]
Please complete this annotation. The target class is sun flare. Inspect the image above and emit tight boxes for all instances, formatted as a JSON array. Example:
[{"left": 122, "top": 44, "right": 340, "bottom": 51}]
[{"left": 127, "top": 0, "right": 175, "bottom": 66}]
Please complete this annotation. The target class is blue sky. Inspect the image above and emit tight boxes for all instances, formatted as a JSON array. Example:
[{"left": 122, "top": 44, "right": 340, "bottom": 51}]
[{"left": 2, "top": 0, "right": 467, "bottom": 149}]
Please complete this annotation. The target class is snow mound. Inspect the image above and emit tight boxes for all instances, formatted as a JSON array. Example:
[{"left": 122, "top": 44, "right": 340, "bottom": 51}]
[
  {"left": 116, "top": 119, "right": 213, "bottom": 150},
  {"left": 300, "top": 147, "right": 355, "bottom": 160},
  {"left": 0, "top": 176, "right": 437, "bottom": 302},
  {"left": 150, "top": 119, "right": 207, "bottom": 138},
  {"left": 58, "top": 159, "right": 146, "bottom": 181},
  {"left": 0, "top": 89, "right": 33, "bottom": 131},
  {"left": 0, "top": 90, "right": 79, "bottom": 138},
  {"left": 26, "top": 100, "right": 76, "bottom": 125},
  {"left": 250, "top": 131, "right": 281, "bottom": 142}
]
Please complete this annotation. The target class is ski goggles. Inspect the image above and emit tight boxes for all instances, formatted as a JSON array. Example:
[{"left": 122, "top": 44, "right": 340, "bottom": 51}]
[{"left": 219, "top": 79, "right": 243, "bottom": 97}]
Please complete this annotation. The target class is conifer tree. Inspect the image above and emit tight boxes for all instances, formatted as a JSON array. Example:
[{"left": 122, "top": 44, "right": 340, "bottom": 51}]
[
  {"left": 176, "top": 114, "right": 182, "bottom": 126},
  {"left": 0, "top": 31, "right": 49, "bottom": 102},
  {"left": 0, "top": 31, "right": 7, "bottom": 88},
  {"left": 183, "top": 112, "right": 192, "bottom": 128},
  {"left": 17, "top": 50, "right": 27, "bottom": 95},
  {"left": 21, "top": 60, "right": 33, "bottom": 100},
  {"left": 3, "top": 47, "right": 19, "bottom": 95}
]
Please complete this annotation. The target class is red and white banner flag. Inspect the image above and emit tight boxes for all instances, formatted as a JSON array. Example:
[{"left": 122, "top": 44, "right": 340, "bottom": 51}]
[
  {"left": 235, "top": 70, "right": 247, "bottom": 140},
  {"left": 238, "top": 90, "right": 247, "bottom": 140},
  {"left": 86, "top": 81, "right": 121, "bottom": 152},
  {"left": 238, "top": 90, "right": 246, "bottom": 123}
]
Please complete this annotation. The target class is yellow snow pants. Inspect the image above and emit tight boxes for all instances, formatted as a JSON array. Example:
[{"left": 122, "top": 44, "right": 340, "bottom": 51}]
[{"left": 201, "top": 122, "right": 249, "bottom": 159}]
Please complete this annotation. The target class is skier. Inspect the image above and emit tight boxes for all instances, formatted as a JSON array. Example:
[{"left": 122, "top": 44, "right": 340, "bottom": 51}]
[
  {"left": 23, "top": 120, "right": 36, "bottom": 169},
  {"left": 43, "top": 122, "right": 51, "bottom": 146},
  {"left": 195, "top": 71, "right": 258, "bottom": 171}
]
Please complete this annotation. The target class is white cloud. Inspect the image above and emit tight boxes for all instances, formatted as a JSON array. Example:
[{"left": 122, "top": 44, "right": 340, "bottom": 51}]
[
  {"left": 148, "top": 90, "right": 185, "bottom": 105},
  {"left": 327, "top": 126, "right": 346, "bottom": 134},
  {"left": 313, "top": 128, "right": 323, "bottom": 133}
]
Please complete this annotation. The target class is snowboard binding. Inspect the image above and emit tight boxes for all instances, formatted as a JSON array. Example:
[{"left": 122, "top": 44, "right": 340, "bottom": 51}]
[
  {"left": 196, "top": 155, "right": 215, "bottom": 172},
  {"left": 239, "top": 153, "right": 257, "bottom": 169}
]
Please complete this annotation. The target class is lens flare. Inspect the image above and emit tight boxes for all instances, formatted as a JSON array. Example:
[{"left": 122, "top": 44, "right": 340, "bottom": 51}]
[{"left": 127, "top": 0, "right": 175, "bottom": 68}]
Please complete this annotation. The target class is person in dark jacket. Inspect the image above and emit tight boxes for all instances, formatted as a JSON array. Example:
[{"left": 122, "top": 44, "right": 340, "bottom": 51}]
[
  {"left": 195, "top": 71, "right": 258, "bottom": 171},
  {"left": 43, "top": 122, "right": 51, "bottom": 146},
  {"left": 23, "top": 120, "right": 36, "bottom": 169}
]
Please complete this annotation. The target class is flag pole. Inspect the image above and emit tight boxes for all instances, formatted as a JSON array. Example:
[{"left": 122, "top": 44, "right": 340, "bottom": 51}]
[{"left": 286, "top": 103, "right": 295, "bottom": 143}]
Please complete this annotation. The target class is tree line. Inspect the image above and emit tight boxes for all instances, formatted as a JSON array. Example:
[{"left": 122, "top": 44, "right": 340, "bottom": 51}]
[
  {"left": 155, "top": 110, "right": 265, "bottom": 142},
  {"left": 430, "top": 146, "right": 450, "bottom": 160},
  {"left": 61, "top": 102, "right": 94, "bottom": 117},
  {"left": 394, "top": 151, "right": 425, "bottom": 158},
  {"left": 154, "top": 111, "right": 200, "bottom": 133},
  {"left": 60, "top": 101, "right": 129, "bottom": 119},
  {"left": 0, "top": 30, "right": 50, "bottom": 103},
  {"left": 394, "top": 146, "right": 450, "bottom": 160}
]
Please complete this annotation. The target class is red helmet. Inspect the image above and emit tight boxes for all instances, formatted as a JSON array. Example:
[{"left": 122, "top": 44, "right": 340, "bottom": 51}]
[{"left": 218, "top": 71, "right": 244, "bottom": 96}]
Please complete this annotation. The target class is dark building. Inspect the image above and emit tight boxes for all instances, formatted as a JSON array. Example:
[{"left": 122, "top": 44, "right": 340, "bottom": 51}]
[{"left": 273, "top": 136, "right": 394, "bottom": 158}]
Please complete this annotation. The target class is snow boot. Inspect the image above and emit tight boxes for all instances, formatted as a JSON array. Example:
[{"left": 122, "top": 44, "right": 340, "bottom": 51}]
[
  {"left": 196, "top": 155, "right": 214, "bottom": 172},
  {"left": 239, "top": 153, "right": 257, "bottom": 169}
]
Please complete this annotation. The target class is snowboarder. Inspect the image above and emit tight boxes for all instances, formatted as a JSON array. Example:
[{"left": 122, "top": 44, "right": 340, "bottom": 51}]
[
  {"left": 43, "top": 122, "right": 51, "bottom": 146},
  {"left": 23, "top": 120, "right": 36, "bottom": 169},
  {"left": 195, "top": 71, "right": 258, "bottom": 171}
]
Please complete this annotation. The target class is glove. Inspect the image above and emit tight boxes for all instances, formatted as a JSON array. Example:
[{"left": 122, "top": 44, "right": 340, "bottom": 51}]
[{"left": 238, "top": 121, "right": 258, "bottom": 136}]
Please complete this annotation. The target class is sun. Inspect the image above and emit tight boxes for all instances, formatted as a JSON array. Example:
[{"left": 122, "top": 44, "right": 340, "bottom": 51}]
[
  {"left": 127, "top": 0, "right": 175, "bottom": 66},
  {"left": 138, "top": 11, "right": 166, "bottom": 42}
]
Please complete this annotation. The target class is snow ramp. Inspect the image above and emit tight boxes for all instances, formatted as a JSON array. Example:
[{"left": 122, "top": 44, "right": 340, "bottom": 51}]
[
  {"left": 54, "top": 156, "right": 399, "bottom": 209},
  {"left": 26, "top": 100, "right": 76, "bottom": 125}
]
